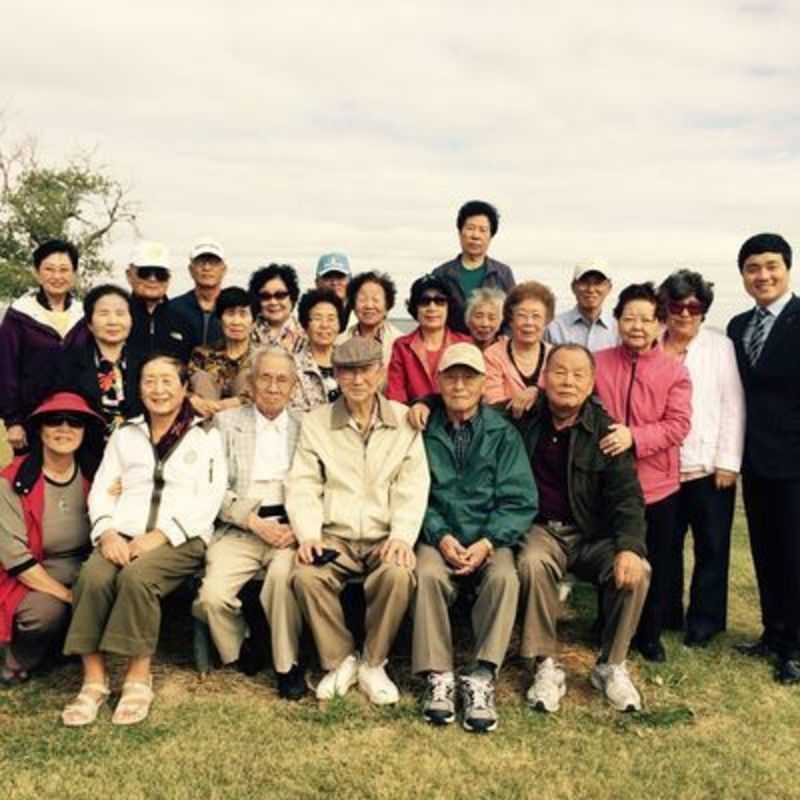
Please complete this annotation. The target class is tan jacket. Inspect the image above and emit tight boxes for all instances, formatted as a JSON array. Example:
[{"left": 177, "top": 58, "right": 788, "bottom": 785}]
[{"left": 286, "top": 395, "right": 430, "bottom": 546}]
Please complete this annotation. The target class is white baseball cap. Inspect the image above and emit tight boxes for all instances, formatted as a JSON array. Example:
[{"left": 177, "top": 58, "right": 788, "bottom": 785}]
[
  {"left": 189, "top": 238, "right": 225, "bottom": 261},
  {"left": 130, "top": 240, "right": 171, "bottom": 270},
  {"left": 573, "top": 258, "right": 611, "bottom": 282}
]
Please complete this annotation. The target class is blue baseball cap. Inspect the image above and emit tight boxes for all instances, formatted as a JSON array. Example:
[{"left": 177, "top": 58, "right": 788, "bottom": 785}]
[{"left": 316, "top": 252, "right": 351, "bottom": 278}]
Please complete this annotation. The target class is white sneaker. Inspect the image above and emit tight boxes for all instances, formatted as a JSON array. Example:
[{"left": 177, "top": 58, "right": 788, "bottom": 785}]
[
  {"left": 316, "top": 653, "right": 359, "bottom": 700},
  {"left": 527, "top": 657, "right": 567, "bottom": 713},
  {"left": 591, "top": 661, "right": 641, "bottom": 712},
  {"left": 358, "top": 659, "right": 399, "bottom": 705}
]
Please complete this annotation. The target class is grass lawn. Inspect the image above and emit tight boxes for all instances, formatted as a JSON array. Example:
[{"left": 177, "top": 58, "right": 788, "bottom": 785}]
[{"left": 0, "top": 428, "right": 796, "bottom": 800}]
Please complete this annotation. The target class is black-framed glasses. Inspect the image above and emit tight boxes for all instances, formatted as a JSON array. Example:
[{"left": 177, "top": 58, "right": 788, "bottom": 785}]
[
  {"left": 136, "top": 266, "right": 170, "bottom": 282},
  {"left": 40, "top": 414, "right": 86, "bottom": 429},
  {"left": 259, "top": 289, "right": 291, "bottom": 301},
  {"left": 418, "top": 294, "right": 448, "bottom": 307}
]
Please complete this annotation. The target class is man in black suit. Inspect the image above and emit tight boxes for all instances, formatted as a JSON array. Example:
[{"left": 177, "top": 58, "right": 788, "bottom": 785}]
[{"left": 727, "top": 232, "right": 800, "bottom": 684}]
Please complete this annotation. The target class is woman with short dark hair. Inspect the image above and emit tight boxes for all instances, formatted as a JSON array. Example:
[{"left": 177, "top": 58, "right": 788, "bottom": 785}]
[
  {"left": 291, "top": 288, "right": 344, "bottom": 412},
  {"left": 0, "top": 392, "right": 104, "bottom": 685},
  {"left": 386, "top": 275, "right": 471, "bottom": 404},
  {"left": 0, "top": 239, "right": 88, "bottom": 452},
  {"left": 249, "top": 264, "right": 305, "bottom": 353},
  {"left": 593, "top": 283, "right": 692, "bottom": 662},
  {"left": 189, "top": 287, "right": 256, "bottom": 417},
  {"left": 658, "top": 270, "right": 745, "bottom": 646},
  {"left": 56, "top": 284, "right": 142, "bottom": 442}
]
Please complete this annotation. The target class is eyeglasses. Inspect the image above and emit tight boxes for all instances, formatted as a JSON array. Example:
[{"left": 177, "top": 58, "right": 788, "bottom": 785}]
[
  {"left": 418, "top": 295, "right": 448, "bottom": 307},
  {"left": 668, "top": 300, "right": 705, "bottom": 317},
  {"left": 135, "top": 266, "right": 170, "bottom": 282},
  {"left": 40, "top": 414, "right": 86, "bottom": 429},
  {"left": 259, "top": 290, "right": 291, "bottom": 301}
]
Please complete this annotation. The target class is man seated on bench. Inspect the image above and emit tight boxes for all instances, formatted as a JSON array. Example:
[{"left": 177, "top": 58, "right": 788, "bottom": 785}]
[
  {"left": 287, "top": 337, "right": 429, "bottom": 704},
  {"left": 412, "top": 343, "right": 537, "bottom": 734},
  {"left": 192, "top": 346, "right": 305, "bottom": 699},
  {"left": 61, "top": 352, "right": 226, "bottom": 727}
]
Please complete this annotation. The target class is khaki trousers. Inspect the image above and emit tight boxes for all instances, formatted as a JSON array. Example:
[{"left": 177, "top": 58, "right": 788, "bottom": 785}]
[
  {"left": 64, "top": 539, "right": 206, "bottom": 658},
  {"left": 412, "top": 544, "right": 519, "bottom": 675},
  {"left": 192, "top": 529, "right": 301, "bottom": 673},
  {"left": 291, "top": 535, "right": 416, "bottom": 670},
  {"left": 518, "top": 525, "right": 651, "bottom": 665}
]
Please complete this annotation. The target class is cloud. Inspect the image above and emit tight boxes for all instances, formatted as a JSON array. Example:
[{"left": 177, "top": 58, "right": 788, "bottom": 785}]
[{"left": 2, "top": 0, "right": 799, "bottom": 325}]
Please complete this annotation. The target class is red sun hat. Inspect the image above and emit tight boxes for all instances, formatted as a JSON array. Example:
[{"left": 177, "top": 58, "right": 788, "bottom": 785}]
[{"left": 27, "top": 392, "right": 105, "bottom": 424}]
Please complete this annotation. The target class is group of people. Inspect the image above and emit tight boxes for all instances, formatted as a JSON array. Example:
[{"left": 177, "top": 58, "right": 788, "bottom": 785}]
[{"left": 0, "top": 198, "right": 797, "bottom": 735}]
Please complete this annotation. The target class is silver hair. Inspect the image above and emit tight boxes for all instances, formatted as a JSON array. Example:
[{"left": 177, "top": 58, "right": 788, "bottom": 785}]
[
  {"left": 249, "top": 345, "right": 297, "bottom": 380},
  {"left": 464, "top": 287, "right": 506, "bottom": 320}
]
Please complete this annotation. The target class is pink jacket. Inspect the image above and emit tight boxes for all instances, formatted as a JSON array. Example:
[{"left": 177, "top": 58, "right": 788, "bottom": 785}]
[
  {"left": 386, "top": 328, "right": 471, "bottom": 404},
  {"left": 593, "top": 344, "right": 692, "bottom": 505},
  {"left": 483, "top": 337, "right": 552, "bottom": 404}
]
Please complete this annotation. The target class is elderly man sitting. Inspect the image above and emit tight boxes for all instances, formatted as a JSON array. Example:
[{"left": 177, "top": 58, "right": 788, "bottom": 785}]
[
  {"left": 413, "top": 343, "right": 537, "bottom": 733},
  {"left": 192, "top": 346, "right": 305, "bottom": 699},
  {"left": 515, "top": 344, "right": 651, "bottom": 713},
  {"left": 287, "top": 337, "right": 429, "bottom": 704}
]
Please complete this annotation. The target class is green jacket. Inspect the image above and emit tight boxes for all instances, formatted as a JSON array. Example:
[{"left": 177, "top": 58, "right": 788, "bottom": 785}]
[
  {"left": 421, "top": 401, "right": 538, "bottom": 548},
  {"left": 511, "top": 395, "right": 647, "bottom": 558}
]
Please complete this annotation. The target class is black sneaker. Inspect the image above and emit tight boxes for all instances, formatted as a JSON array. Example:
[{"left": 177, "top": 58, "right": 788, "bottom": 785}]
[
  {"left": 277, "top": 664, "right": 307, "bottom": 701},
  {"left": 422, "top": 671, "right": 456, "bottom": 725},
  {"left": 459, "top": 673, "right": 498, "bottom": 733}
]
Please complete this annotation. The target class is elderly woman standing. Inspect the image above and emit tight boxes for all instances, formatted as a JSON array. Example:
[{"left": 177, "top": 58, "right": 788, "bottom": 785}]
[
  {"left": 189, "top": 287, "right": 256, "bottom": 417},
  {"left": 249, "top": 263, "right": 305, "bottom": 354},
  {"left": 338, "top": 271, "right": 403, "bottom": 368},
  {"left": 61, "top": 353, "right": 226, "bottom": 726},
  {"left": 386, "top": 275, "right": 470, "bottom": 404},
  {"left": 56, "top": 284, "right": 143, "bottom": 440},
  {"left": 594, "top": 283, "right": 692, "bottom": 662},
  {"left": 658, "top": 271, "right": 745, "bottom": 647},
  {"left": 0, "top": 393, "right": 104, "bottom": 685},
  {"left": 0, "top": 240, "right": 88, "bottom": 452},
  {"left": 483, "top": 282, "right": 555, "bottom": 414},
  {"left": 291, "top": 289, "right": 345, "bottom": 412},
  {"left": 465, "top": 287, "right": 505, "bottom": 351}
]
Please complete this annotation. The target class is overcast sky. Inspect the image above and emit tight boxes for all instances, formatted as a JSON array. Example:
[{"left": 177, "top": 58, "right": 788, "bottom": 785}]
[{"left": 3, "top": 0, "right": 799, "bottom": 325}]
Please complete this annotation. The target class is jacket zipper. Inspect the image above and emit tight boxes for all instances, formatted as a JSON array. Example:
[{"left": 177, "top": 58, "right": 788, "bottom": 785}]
[{"left": 624, "top": 353, "right": 638, "bottom": 425}]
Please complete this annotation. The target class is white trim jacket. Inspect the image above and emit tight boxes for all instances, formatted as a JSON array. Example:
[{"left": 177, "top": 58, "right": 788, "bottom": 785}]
[
  {"left": 88, "top": 416, "right": 227, "bottom": 546},
  {"left": 680, "top": 327, "right": 745, "bottom": 475}
]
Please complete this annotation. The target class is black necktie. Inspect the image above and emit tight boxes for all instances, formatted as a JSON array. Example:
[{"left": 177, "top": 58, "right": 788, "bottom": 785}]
[{"left": 746, "top": 307, "right": 770, "bottom": 366}]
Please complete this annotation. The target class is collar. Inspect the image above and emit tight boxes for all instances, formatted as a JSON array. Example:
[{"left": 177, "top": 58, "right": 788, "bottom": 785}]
[
  {"left": 758, "top": 291, "right": 794, "bottom": 318},
  {"left": 36, "top": 288, "right": 73, "bottom": 311},
  {"left": 256, "top": 407, "right": 288, "bottom": 434},
  {"left": 330, "top": 393, "right": 398, "bottom": 430},
  {"left": 569, "top": 305, "right": 613, "bottom": 329}
]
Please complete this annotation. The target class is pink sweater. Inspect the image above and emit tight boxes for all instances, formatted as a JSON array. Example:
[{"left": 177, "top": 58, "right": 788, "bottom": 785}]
[{"left": 593, "top": 344, "right": 692, "bottom": 505}]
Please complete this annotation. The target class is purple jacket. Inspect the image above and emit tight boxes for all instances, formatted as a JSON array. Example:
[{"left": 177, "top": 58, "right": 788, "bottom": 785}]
[{"left": 0, "top": 291, "right": 88, "bottom": 426}]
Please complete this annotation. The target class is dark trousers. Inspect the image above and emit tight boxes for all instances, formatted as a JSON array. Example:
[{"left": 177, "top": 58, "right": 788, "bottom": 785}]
[
  {"left": 635, "top": 492, "right": 679, "bottom": 645},
  {"left": 742, "top": 473, "right": 800, "bottom": 658},
  {"left": 666, "top": 475, "right": 735, "bottom": 636}
]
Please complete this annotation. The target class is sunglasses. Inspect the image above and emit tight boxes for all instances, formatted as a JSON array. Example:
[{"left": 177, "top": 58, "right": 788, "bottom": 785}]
[
  {"left": 418, "top": 294, "right": 448, "bottom": 307},
  {"left": 668, "top": 300, "right": 705, "bottom": 317},
  {"left": 136, "top": 266, "right": 170, "bottom": 282},
  {"left": 259, "top": 290, "right": 291, "bottom": 301},
  {"left": 40, "top": 413, "right": 86, "bottom": 429}
]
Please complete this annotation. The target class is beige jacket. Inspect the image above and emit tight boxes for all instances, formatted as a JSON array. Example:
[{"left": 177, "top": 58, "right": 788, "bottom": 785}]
[{"left": 286, "top": 395, "right": 429, "bottom": 546}]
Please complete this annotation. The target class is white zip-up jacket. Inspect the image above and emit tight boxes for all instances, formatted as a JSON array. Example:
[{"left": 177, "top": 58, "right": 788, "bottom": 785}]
[
  {"left": 679, "top": 327, "right": 745, "bottom": 475},
  {"left": 89, "top": 415, "right": 227, "bottom": 546}
]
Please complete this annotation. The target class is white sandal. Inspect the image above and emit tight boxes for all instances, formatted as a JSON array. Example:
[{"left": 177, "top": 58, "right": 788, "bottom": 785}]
[
  {"left": 61, "top": 682, "right": 110, "bottom": 727},
  {"left": 112, "top": 679, "right": 154, "bottom": 726}
]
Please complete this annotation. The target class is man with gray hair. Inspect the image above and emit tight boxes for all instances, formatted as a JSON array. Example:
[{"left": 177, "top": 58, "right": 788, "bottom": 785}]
[
  {"left": 546, "top": 259, "right": 618, "bottom": 351},
  {"left": 288, "top": 337, "right": 430, "bottom": 704},
  {"left": 192, "top": 346, "right": 306, "bottom": 699}
]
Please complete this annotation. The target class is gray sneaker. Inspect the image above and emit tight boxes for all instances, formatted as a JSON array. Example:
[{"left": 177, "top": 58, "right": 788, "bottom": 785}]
[
  {"left": 591, "top": 661, "right": 642, "bottom": 712},
  {"left": 422, "top": 671, "right": 456, "bottom": 725},
  {"left": 459, "top": 673, "right": 498, "bottom": 733},
  {"left": 527, "top": 657, "right": 566, "bottom": 713}
]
